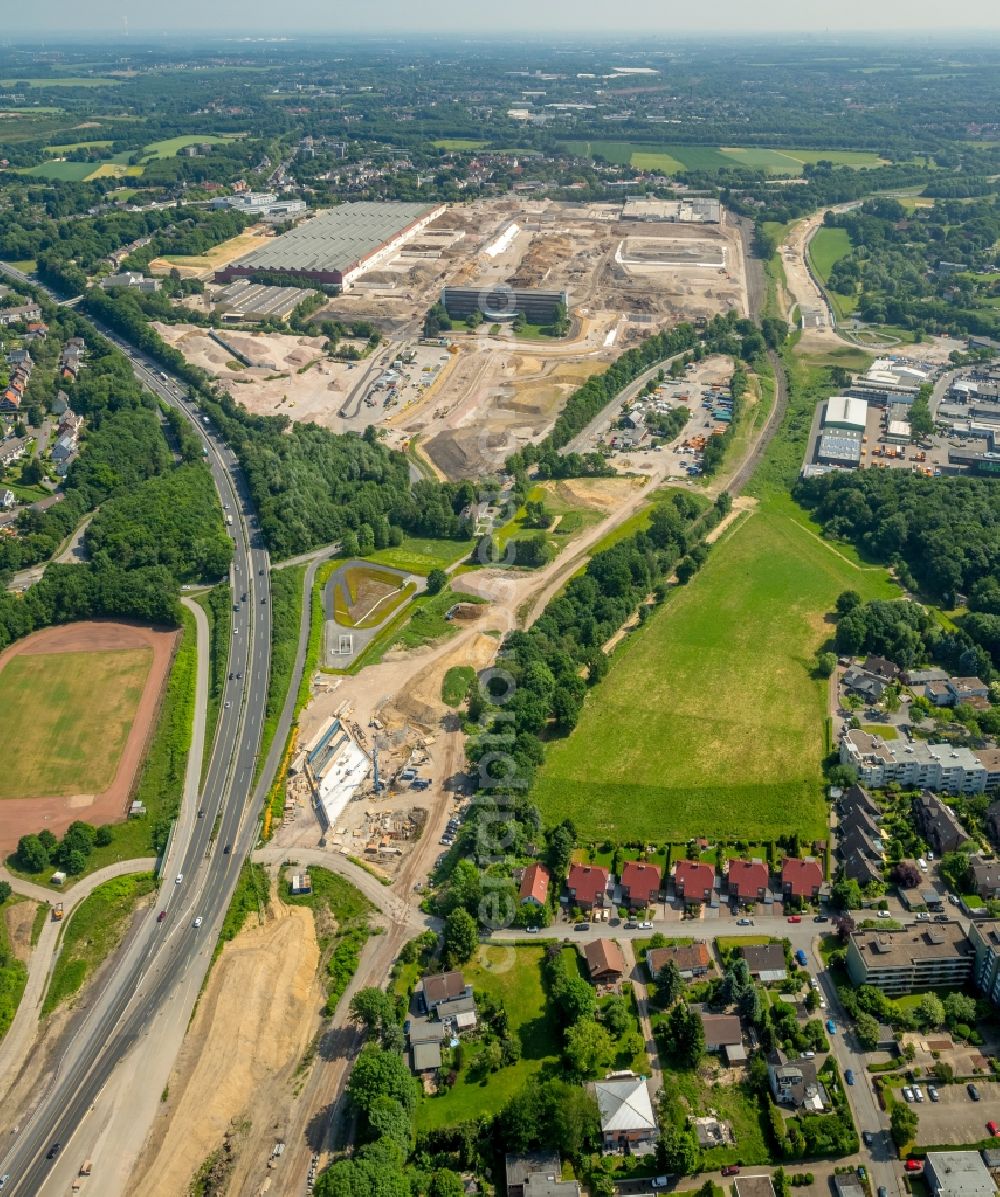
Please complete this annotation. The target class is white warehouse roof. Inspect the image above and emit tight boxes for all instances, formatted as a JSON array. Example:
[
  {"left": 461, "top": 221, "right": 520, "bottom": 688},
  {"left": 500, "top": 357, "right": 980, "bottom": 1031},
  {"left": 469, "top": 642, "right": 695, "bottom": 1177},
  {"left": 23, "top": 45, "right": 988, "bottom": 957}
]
[{"left": 825, "top": 396, "right": 869, "bottom": 430}]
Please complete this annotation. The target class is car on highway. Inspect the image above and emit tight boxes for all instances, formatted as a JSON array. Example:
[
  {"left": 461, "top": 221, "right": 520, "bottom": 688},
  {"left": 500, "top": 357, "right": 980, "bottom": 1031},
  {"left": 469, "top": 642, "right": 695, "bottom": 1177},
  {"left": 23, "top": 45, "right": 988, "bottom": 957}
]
[
  {"left": 157, "top": 910, "right": 167, "bottom": 923},
  {"left": 826, "top": 1019, "right": 837, "bottom": 1034},
  {"left": 175, "top": 873, "right": 183, "bottom": 884},
  {"left": 0, "top": 1174, "right": 9, "bottom": 1191},
  {"left": 223, "top": 844, "right": 232, "bottom": 855},
  {"left": 845, "top": 1069, "right": 855, "bottom": 1085},
  {"left": 46, "top": 1144, "right": 60, "bottom": 1160},
  {"left": 969, "top": 1082, "right": 981, "bottom": 1101},
  {"left": 224, "top": 700, "right": 231, "bottom": 709},
  {"left": 198, "top": 808, "right": 205, "bottom": 818},
  {"left": 193, "top": 917, "right": 203, "bottom": 929}
]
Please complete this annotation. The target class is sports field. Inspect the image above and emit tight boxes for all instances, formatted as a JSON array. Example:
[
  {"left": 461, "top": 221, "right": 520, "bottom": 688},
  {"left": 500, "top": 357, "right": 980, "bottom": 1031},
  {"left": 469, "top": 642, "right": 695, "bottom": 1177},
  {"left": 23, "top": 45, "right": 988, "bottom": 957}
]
[
  {"left": 534, "top": 503, "right": 897, "bottom": 843},
  {"left": 0, "top": 647, "right": 151, "bottom": 799}
]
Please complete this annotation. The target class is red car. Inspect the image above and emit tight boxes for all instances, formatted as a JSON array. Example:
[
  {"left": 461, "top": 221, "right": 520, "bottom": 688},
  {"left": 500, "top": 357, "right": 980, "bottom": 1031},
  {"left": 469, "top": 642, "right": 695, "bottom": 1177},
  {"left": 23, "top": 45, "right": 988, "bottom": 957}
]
[
  {"left": 988, "top": 1120, "right": 1000, "bottom": 1137},
  {"left": 721, "top": 1166, "right": 741, "bottom": 1177},
  {"left": 157, "top": 910, "right": 167, "bottom": 923},
  {"left": 905, "top": 1159, "right": 922, "bottom": 1173},
  {"left": 787, "top": 915, "right": 802, "bottom": 923}
]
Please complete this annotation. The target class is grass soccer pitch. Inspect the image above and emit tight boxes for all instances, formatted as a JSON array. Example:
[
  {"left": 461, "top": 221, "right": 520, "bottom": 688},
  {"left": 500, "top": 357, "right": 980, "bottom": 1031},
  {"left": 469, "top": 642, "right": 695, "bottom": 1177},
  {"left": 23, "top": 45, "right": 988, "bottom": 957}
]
[
  {"left": 0, "top": 647, "right": 152, "bottom": 799},
  {"left": 533, "top": 502, "right": 896, "bottom": 843}
]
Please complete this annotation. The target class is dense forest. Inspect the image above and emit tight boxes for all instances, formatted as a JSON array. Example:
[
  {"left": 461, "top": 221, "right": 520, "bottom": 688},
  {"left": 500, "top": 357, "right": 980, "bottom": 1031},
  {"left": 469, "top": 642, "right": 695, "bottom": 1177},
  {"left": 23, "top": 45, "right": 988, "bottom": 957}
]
[
  {"left": 820, "top": 196, "right": 1000, "bottom": 338},
  {"left": 796, "top": 470, "right": 1000, "bottom": 671}
]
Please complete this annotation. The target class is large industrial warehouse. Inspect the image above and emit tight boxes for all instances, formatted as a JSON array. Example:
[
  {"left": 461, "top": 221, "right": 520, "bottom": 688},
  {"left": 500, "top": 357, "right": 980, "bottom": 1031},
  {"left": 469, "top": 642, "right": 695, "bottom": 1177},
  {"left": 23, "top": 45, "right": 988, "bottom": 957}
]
[{"left": 215, "top": 201, "right": 446, "bottom": 290}]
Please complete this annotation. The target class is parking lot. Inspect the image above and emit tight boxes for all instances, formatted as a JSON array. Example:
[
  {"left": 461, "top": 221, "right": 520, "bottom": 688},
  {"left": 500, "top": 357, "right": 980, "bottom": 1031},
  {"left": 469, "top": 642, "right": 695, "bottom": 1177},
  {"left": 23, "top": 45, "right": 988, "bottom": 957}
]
[{"left": 909, "top": 1079, "right": 1000, "bottom": 1144}]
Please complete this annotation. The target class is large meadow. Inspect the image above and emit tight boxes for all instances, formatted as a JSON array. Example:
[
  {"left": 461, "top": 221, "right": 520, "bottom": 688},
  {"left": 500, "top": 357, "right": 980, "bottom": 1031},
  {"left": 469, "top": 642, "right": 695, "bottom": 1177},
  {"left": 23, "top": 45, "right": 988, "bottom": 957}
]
[{"left": 534, "top": 498, "right": 897, "bottom": 844}]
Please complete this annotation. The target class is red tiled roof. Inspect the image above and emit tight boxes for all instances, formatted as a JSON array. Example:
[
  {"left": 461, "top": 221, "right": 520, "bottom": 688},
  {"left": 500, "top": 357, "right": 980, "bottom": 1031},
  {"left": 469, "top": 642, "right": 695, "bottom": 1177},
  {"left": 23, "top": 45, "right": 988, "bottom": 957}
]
[
  {"left": 519, "top": 862, "right": 551, "bottom": 905},
  {"left": 566, "top": 863, "right": 609, "bottom": 905},
  {"left": 674, "top": 859, "right": 715, "bottom": 896},
  {"left": 782, "top": 857, "right": 824, "bottom": 897},
  {"left": 647, "top": 943, "right": 710, "bottom": 975},
  {"left": 621, "top": 860, "right": 662, "bottom": 901},
  {"left": 727, "top": 859, "right": 770, "bottom": 895}
]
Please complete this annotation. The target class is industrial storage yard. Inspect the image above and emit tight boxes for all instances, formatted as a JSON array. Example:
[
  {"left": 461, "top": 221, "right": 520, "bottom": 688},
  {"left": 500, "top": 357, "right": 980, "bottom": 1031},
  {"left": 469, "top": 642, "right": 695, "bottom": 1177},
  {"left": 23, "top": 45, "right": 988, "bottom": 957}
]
[{"left": 156, "top": 196, "right": 749, "bottom": 477}]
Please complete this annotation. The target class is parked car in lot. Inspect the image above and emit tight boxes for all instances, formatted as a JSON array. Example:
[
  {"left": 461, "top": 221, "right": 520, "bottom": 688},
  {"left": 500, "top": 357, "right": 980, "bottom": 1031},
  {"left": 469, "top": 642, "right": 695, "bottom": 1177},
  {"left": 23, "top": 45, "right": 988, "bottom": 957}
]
[
  {"left": 913, "top": 1086, "right": 923, "bottom": 1102},
  {"left": 903, "top": 1087, "right": 914, "bottom": 1102},
  {"left": 928, "top": 1086, "right": 939, "bottom": 1102}
]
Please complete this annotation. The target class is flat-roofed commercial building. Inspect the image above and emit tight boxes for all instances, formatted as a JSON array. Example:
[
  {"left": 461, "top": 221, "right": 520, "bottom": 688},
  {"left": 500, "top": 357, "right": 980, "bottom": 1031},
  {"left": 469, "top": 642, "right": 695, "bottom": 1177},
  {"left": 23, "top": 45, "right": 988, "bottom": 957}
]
[
  {"left": 816, "top": 430, "right": 862, "bottom": 468},
  {"left": 211, "top": 279, "right": 317, "bottom": 323},
  {"left": 924, "top": 1150, "right": 996, "bottom": 1197},
  {"left": 216, "top": 201, "right": 445, "bottom": 290},
  {"left": 442, "top": 286, "right": 568, "bottom": 324},
  {"left": 846, "top": 924, "right": 974, "bottom": 996}
]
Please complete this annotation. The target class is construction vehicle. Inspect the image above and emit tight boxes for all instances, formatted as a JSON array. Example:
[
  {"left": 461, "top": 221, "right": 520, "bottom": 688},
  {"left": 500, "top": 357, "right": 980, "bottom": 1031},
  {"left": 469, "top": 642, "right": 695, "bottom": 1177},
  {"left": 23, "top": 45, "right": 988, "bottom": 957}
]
[{"left": 51, "top": 902, "right": 64, "bottom": 922}]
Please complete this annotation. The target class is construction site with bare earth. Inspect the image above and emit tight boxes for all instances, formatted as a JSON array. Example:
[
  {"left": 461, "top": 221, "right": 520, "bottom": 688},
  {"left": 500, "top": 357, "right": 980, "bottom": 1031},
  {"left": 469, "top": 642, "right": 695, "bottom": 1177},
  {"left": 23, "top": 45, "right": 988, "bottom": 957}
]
[{"left": 154, "top": 196, "right": 748, "bottom": 479}]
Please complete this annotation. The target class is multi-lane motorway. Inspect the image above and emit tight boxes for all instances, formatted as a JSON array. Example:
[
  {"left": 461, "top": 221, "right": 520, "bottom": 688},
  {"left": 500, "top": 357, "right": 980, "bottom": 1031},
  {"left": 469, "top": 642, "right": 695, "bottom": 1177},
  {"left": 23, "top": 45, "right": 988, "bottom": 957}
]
[{"left": 0, "top": 264, "right": 274, "bottom": 1195}]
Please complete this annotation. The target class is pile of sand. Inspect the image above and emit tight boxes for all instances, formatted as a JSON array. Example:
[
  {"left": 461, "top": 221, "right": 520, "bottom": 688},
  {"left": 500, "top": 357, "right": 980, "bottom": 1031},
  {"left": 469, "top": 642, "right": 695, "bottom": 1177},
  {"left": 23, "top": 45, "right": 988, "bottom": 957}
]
[{"left": 133, "top": 897, "right": 321, "bottom": 1197}]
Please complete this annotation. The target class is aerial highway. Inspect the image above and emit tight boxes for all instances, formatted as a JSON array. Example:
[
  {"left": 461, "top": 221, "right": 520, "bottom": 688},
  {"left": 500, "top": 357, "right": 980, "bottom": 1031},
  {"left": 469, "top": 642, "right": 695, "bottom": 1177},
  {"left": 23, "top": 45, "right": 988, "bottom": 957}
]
[{"left": 0, "top": 262, "right": 275, "bottom": 1195}]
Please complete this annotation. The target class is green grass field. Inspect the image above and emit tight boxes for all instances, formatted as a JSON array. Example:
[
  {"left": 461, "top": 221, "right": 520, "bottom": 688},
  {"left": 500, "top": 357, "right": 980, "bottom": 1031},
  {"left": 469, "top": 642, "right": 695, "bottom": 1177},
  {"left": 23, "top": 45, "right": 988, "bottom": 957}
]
[
  {"left": 18, "top": 160, "right": 97, "bottom": 181},
  {"left": 44, "top": 139, "right": 113, "bottom": 153},
  {"left": 809, "top": 227, "right": 853, "bottom": 282},
  {"left": 0, "top": 647, "right": 152, "bottom": 799},
  {"left": 432, "top": 138, "right": 487, "bottom": 150},
  {"left": 140, "top": 134, "right": 235, "bottom": 159},
  {"left": 42, "top": 874, "right": 156, "bottom": 1015},
  {"left": 534, "top": 502, "right": 896, "bottom": 843},
  {"left": 442, "top": 665, "right": 476, "bottom": 707},
  {"left": 561, "top": 141, "right": 886, "bottom": 175},
  {"left": 366, "top": 535, "right": 473, "bottom": 575}
]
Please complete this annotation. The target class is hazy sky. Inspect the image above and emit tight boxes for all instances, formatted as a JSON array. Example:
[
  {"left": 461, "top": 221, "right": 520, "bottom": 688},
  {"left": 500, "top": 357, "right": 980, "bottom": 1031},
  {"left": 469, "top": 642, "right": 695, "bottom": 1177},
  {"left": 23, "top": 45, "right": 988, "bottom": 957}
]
[{"left": 7, "top": 0, "right": 1000, "bottom": 36}]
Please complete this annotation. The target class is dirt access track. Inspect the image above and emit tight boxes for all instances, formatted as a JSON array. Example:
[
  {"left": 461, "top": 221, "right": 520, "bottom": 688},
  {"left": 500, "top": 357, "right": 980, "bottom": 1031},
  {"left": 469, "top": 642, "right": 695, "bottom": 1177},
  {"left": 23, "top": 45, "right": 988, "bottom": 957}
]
[{"left": 0, "top": 621, "right": 177, "bottom": 855}]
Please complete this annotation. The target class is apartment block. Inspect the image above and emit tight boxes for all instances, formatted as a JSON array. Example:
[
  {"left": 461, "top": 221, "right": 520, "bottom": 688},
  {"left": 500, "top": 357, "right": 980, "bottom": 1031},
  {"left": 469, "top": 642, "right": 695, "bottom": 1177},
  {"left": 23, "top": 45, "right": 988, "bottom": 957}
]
[{"left": 846, "top": 924, "right": 974, "bottom": 996}]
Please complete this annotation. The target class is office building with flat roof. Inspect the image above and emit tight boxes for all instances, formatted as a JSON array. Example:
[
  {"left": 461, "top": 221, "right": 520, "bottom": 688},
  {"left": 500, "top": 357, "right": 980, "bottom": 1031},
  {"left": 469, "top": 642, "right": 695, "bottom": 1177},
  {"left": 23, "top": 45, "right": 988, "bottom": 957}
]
[
  {"left": 846, "top": 924, "right": 974, "bottom": 996},
  {"left": 840, "top": 730, "right": 989, "bottom": 794}
]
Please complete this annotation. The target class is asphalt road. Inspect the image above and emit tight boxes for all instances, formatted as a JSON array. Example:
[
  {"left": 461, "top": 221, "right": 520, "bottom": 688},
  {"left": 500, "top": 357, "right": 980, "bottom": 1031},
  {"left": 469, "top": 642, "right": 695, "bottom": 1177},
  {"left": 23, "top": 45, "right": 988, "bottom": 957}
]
[{"left": 0, "top": 263, "right": 274, "bottom": 1196}]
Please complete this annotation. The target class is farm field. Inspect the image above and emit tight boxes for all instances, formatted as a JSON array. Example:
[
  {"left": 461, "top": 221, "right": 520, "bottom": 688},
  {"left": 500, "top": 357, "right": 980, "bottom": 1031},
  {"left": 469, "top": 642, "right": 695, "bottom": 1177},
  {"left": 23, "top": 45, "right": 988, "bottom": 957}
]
[
  {"left": 0, "top": 77, "right": 122, "bottom": 88},
  {"left": 18, "top": 159, "right": 96, "bottom": 181},
  {"left": 0, "top": 646, "right": 152, "bottom": 799},
  {"left": 534, "top": 501, "right": 897, "bottom": 843},
  {"left": 560, "top": 140, "right": 887, "bottom": 175},
  {"left": 432, "top": 138, "right": 486, "bottom": 150},
  {"left": 44, "top": 139, "right": 113, "bottom": 153}
]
